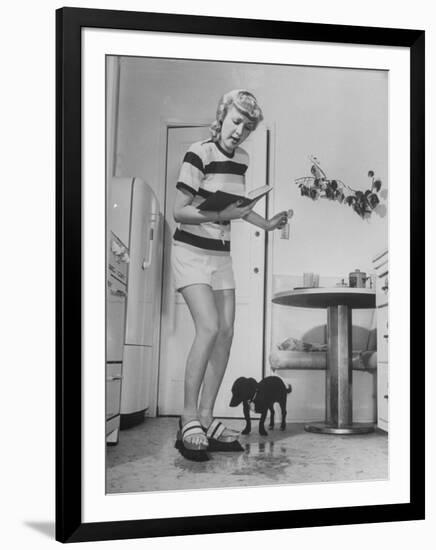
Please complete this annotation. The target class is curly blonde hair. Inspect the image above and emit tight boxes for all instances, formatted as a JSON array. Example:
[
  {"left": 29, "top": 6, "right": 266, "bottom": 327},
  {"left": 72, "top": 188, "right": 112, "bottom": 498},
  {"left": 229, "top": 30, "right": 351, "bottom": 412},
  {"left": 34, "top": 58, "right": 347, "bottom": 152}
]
[{"left": 210, "top": 89, "right": 263, "bottom": 141}]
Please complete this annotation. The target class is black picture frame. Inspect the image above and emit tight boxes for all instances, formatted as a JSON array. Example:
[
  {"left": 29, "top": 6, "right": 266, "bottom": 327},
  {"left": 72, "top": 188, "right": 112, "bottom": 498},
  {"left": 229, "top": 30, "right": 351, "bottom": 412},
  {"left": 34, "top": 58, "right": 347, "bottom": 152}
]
[{"left": 56, "top": 7, "right": 425, "bottom": 543}]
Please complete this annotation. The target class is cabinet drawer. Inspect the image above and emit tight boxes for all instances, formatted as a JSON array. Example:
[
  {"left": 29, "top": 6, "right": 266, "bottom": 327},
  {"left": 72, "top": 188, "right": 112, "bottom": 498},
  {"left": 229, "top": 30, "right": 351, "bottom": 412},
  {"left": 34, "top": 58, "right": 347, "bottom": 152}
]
[
  {"left": 377, "top": 362, "right": 389, "bottom": 429},
  {"left": 106, "top": 415, "right": 120, "bottom": 436},
  {"left": 373, "top": 249, "right": 388, "bottom": 271},
  {"left": 376, "top": 306, "right": 389, "bottom": 362},
  {"left": 376, "top": 271, "right": 389, "bottom": 307},
  {"left": 107, "top": 276, "right": 127, "bottom": 362}
]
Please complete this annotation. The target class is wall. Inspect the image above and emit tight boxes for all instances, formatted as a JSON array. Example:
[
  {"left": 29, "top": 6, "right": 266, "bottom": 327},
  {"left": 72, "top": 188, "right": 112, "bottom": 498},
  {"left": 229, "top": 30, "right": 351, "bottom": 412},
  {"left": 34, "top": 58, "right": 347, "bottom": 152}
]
[
  {"left": 268, "top": 65, "right": 388, "bottom": 277},
  {"left": 116, "top": 61, "right": 388, "bottom": 283},
  {"left": 114, "top": 56, "right": 387, "bottom": 421},
  {"left": 115, "top": 57, "right": 388, "bottom": 278}
]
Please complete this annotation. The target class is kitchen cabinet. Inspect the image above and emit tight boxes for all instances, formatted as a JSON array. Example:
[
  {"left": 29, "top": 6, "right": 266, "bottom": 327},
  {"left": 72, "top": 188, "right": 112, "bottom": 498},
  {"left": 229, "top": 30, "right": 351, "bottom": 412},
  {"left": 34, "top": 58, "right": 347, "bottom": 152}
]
[
  {"left": 106, "top": 362, "right": 123, "bottom": 443},
  {"left": 106, "top": 232, "right": 129, "bottom": 444},
  {"left": 373, "top": 248, "right": 389, "bottom": 432}
]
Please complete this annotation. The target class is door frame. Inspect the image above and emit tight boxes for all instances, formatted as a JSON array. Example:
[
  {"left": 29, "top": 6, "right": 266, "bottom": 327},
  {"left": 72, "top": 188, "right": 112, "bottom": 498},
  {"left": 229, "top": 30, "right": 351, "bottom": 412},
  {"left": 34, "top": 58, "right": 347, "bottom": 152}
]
[
  {"left": 263, "top": 121, "right": 277, "bottom": 378},
  {"left": 150, "top": 119, "right": 274, "bottom": 417},
  {"left": 145, "top": 120, "right": 211, "bottom": 417}
]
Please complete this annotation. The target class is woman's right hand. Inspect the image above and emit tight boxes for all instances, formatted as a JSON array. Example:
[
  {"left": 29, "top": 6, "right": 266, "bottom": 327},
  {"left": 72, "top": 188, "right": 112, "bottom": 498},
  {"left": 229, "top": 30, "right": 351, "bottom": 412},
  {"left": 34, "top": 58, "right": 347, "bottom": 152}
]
[{"left": 218, "top": 199, "right": 259, "bottom": 221}]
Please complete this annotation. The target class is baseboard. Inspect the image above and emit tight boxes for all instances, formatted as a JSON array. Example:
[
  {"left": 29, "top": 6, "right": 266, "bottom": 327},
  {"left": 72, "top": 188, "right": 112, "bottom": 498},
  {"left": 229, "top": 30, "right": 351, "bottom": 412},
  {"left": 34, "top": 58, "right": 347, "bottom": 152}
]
[{"left": 120, "top": 409, "right": 147, "bottom": 430}]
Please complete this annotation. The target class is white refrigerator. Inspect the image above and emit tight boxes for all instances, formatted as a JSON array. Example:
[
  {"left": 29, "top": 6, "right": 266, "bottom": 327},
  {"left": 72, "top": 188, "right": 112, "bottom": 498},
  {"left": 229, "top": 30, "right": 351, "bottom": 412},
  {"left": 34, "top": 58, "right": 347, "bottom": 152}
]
[{"left": 109, "top": 176, "right": 162, "bottom": 429}]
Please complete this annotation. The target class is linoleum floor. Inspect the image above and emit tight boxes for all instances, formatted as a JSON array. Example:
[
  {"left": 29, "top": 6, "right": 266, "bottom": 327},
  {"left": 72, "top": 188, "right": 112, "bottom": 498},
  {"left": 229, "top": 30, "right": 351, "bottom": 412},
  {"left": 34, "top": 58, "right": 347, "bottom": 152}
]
[{"left": 106, "top": 418, "right": 388, "bottom": 494}]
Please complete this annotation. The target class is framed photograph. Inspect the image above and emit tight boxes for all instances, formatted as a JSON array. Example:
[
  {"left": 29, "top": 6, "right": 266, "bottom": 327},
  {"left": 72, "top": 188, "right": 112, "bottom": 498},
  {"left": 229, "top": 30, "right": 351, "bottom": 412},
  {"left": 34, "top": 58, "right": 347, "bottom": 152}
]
[{"left": 56, "top": 7, "right": 425, "bottom": 543}]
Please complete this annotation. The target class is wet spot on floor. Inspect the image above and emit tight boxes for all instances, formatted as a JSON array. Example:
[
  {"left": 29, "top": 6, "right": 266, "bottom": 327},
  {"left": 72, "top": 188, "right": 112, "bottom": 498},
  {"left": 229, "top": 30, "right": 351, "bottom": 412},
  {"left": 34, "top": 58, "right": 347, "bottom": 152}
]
[{"left": 106, "top": 418, "right": 388, "bottom": 493}]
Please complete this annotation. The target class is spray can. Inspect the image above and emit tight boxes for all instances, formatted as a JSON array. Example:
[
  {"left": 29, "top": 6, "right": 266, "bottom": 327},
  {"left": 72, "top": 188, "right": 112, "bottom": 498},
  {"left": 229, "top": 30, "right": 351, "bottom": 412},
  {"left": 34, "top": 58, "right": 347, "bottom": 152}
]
[{"left": 280, "top": 209, "right": 294, "bottom": 239}]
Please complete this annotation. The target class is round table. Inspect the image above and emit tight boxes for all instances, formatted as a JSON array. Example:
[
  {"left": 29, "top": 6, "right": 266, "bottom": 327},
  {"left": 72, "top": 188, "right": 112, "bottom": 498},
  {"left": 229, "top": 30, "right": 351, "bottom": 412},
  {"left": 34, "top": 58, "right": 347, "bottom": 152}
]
[{"left": 272, "top": 287, "right": 376, "bottom": 435}]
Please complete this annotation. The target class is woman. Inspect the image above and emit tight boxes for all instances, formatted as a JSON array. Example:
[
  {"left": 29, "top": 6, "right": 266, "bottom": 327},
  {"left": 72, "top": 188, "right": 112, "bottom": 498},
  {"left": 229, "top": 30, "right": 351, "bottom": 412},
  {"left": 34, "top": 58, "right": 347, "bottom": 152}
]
[{"left": 172, "top": 89, "right": 289, "bottom": 460}]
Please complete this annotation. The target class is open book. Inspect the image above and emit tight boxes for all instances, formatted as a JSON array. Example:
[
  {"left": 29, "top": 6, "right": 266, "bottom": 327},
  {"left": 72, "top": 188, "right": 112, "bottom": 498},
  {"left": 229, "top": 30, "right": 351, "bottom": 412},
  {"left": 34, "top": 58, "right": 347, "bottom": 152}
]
[{"left": 197, "top": 185, "right": 272, "bottom": 212}]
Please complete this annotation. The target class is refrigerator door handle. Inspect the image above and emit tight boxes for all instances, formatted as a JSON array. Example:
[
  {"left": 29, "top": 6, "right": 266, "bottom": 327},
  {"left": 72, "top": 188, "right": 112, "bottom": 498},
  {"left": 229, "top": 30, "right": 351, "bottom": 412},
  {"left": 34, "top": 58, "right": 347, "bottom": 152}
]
[{"left": 142, "top": 225, "right": 154, "bottom": 270}]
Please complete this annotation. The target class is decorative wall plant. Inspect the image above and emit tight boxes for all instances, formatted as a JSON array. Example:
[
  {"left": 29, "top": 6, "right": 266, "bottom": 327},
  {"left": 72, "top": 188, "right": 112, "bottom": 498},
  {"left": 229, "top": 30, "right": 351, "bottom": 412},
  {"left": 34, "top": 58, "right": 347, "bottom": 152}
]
[{"left": 295, "top": 156, "right": 385, "bottom": 219}]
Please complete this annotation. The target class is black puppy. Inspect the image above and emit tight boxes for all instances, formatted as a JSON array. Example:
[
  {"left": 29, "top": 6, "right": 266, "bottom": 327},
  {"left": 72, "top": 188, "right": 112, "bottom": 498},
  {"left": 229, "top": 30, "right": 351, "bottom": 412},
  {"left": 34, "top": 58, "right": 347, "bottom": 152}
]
[{"left": 229, "top": 376, "right": 292, "bottom": 436}]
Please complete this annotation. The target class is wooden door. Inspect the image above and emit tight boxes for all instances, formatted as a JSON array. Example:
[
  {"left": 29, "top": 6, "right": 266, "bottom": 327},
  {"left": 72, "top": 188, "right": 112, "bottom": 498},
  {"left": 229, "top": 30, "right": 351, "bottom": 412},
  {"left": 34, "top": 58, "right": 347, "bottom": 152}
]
[{"left": 158, "top": 125, "right": 268, "bottom": 417}]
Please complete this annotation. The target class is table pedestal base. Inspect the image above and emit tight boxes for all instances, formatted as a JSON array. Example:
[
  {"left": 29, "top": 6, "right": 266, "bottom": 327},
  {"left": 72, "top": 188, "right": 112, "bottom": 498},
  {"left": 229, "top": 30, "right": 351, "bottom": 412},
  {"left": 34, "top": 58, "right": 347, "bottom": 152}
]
[{"left": 304, "top": 422, "right": 375, "bottom": 435}]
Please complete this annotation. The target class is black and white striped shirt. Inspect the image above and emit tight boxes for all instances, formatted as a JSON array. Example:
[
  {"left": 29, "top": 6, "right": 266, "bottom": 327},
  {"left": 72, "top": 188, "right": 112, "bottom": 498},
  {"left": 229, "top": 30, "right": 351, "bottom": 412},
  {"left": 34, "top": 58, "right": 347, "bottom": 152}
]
[{"left": 174, "top": 139, "right": 249, "bottom": 253}]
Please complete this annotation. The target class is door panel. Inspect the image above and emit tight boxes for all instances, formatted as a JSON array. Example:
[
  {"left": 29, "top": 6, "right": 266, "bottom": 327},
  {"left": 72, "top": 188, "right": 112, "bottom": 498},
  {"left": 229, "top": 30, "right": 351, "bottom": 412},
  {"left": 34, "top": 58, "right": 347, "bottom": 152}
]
[{"left": 158, "top": 126, "right": 267, "bottom": 417}]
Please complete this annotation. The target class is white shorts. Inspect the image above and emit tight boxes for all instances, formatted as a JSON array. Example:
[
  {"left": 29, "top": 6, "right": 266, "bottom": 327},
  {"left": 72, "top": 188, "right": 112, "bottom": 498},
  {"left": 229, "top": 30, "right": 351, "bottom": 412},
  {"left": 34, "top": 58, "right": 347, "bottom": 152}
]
[{"left": 171, "top": 243, "right": 235, "bottom": 292}]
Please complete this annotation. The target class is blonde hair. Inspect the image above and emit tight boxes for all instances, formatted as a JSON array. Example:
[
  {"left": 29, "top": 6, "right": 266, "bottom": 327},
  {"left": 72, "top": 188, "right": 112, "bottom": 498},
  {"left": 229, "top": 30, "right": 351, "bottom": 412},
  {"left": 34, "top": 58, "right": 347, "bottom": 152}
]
[{"left": 210, "top": 89, "right": 263, "bottom": 141}]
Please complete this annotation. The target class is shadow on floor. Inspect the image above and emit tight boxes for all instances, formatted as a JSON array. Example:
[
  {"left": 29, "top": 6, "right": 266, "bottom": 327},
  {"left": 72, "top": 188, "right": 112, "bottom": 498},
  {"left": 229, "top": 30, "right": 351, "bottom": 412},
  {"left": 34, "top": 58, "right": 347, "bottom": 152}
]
[{"left": 24, "top": 521, "right": 54, "bottom": 538}]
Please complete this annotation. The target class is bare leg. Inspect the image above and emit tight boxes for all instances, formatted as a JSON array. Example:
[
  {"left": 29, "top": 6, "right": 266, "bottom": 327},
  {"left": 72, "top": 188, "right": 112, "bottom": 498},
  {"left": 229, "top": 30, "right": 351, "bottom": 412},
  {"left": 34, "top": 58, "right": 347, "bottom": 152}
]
[
  {"left": 198, "top": 289, "right": 236, "bottom": 439},
  {"left": 180, "top": 284, "right": 219, "bottom": 447}
]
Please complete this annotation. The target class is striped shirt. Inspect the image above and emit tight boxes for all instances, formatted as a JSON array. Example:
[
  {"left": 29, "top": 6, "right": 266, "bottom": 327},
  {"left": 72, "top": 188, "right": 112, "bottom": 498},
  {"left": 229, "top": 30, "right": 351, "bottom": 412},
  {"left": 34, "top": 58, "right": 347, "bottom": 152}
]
[{"left": 173, "top": 140, "right": 249, "bottom": 253}]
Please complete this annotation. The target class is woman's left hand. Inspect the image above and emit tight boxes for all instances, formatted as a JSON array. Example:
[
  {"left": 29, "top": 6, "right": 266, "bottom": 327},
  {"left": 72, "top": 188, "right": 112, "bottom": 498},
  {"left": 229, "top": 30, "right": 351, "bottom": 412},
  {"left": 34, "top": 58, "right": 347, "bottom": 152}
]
[{"left": 267, "top": 210, "right": 290, "bottom": 231}]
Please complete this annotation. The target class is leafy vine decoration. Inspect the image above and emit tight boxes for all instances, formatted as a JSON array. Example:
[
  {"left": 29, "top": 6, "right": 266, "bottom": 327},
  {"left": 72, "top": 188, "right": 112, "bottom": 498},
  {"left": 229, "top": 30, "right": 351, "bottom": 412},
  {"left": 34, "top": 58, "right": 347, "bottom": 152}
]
[{"left": 295, "top": 155, "right": 383, "bottom": 219}]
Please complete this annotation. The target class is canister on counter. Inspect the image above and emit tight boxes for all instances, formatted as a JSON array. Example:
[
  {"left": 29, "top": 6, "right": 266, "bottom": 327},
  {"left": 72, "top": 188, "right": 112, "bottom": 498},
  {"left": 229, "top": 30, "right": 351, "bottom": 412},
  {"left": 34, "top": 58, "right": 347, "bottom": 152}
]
[{"left": 349, "top": 269, "right": 368, "bottom": 288}]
